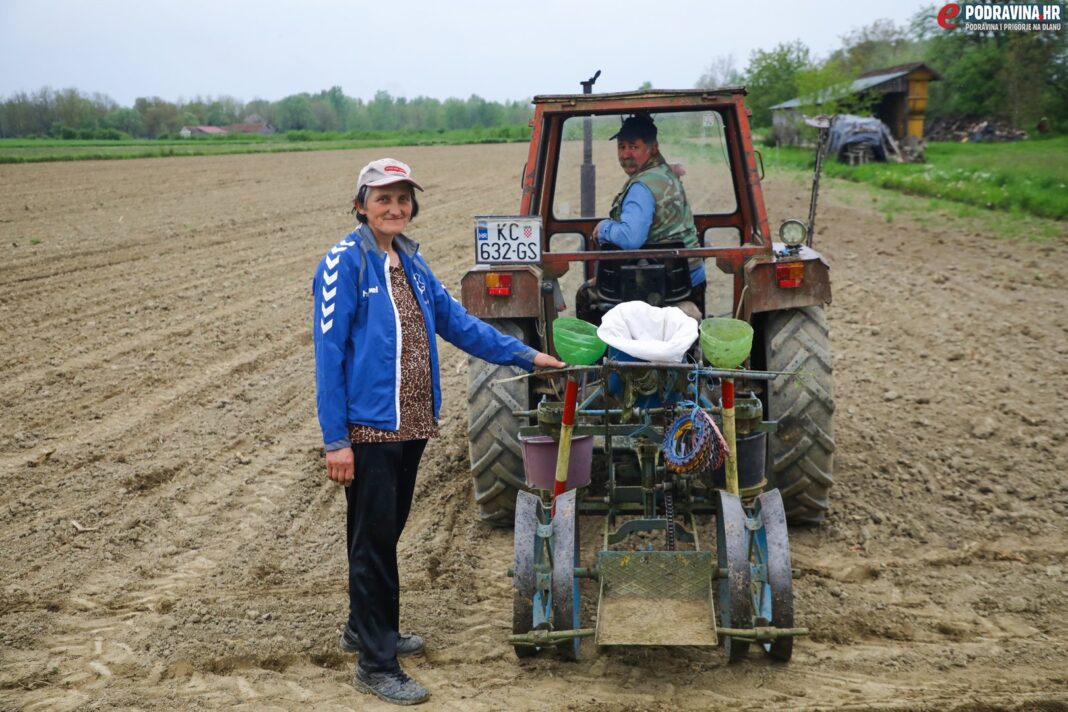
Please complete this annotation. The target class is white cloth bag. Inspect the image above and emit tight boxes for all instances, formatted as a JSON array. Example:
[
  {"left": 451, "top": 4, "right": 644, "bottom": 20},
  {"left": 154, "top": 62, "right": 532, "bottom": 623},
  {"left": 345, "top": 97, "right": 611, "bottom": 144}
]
[{"left": 596, "top": 301, "right": 699, "bottom": 363}]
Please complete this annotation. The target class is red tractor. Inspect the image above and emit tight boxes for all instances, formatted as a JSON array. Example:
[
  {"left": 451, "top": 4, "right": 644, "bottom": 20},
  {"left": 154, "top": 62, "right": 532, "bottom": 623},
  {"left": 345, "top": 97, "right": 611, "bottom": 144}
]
[{"left": 460, "top": 84, "right": 834, "bottom": 528}]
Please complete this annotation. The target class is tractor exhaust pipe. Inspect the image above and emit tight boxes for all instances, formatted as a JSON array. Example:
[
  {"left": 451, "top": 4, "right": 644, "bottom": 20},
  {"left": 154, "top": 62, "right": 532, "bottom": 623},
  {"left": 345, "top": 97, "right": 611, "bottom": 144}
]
[{"left": 580, "top": 70, "right": 601, "bottom": 217}]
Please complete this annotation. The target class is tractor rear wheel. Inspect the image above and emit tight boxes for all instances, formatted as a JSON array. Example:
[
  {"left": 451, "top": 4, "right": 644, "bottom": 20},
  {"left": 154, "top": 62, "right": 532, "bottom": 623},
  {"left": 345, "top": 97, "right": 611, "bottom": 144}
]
[
  {"left": 467, "top": 319, "right": 532, "bottom": 526},
  {"left": 762, "top": 307, "right": 835, "bottom": 524}
]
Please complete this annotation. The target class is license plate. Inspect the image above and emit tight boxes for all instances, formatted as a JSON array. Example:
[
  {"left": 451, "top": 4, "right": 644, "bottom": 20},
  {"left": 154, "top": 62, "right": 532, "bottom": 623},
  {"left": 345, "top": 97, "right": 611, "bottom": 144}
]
[{"left": 474, "top": 216, "right": 541, "bottom": 265}]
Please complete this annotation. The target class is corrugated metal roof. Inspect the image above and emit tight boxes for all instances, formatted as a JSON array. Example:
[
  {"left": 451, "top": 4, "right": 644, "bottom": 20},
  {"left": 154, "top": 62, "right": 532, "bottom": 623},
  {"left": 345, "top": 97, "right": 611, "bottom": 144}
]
[
  {"left": 858, "top": 61, "right": 939, "bottom": 80},
  {"left": 771, "top": 63, "right": 936, "bottom": 111},
  {"left": 851, "top": 69, "right": 911, "bottom": 92}
]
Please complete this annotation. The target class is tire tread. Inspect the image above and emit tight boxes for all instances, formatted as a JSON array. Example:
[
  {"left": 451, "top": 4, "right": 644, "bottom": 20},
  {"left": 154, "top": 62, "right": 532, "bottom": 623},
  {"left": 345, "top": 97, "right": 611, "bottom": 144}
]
[
  {"left": 764, "top": 307, "right": 835, "bottom": 525},
  {"left": 467, "top": 320, "right": 532, "bottom": 525}
]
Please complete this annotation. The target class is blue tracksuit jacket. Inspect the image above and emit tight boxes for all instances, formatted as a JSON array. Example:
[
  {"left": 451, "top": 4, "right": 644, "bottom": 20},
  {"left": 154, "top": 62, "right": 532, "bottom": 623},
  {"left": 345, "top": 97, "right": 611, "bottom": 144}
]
[{"left": 312, "top": 224, "right": 537, "bottom": 450}]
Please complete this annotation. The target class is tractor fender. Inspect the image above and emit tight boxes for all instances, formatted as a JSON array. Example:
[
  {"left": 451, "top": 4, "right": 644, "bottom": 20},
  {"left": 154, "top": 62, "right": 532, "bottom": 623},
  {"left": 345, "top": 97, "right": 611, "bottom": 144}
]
[
  {"left": 460, "top": 265, "right": 542, "bottom": 320},
  {"left": 743, "top": 244, "right": 832, "bottom": 318}
]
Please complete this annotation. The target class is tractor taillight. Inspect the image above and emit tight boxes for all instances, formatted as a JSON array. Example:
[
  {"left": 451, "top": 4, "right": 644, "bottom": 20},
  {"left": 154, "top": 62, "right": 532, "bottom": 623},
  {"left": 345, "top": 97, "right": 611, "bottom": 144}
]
[
  {"left": 776, "top": 262, "right": 804, "bottom": 288},
  {"left": 485, "top": 273, "right": 512, "bottom": 296}
]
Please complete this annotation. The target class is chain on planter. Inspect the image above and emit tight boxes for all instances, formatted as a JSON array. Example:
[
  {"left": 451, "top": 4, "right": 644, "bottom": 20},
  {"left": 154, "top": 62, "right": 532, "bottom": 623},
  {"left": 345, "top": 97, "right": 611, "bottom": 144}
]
[{"left": 663, "top": 399, "right": 728, "bottom": 475}]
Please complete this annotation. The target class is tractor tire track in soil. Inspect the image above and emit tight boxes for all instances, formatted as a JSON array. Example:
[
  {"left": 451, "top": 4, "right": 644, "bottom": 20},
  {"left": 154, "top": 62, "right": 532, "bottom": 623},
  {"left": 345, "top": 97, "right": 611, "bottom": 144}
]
[{"left": 1, "top": 145, "right": 1066, "bottom": 710}]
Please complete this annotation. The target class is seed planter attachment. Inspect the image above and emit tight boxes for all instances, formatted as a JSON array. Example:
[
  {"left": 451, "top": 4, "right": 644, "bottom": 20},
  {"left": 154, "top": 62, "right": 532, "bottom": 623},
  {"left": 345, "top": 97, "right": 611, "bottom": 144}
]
[{"left": 506, "top": 323, "right": 807, "bottom": 660}]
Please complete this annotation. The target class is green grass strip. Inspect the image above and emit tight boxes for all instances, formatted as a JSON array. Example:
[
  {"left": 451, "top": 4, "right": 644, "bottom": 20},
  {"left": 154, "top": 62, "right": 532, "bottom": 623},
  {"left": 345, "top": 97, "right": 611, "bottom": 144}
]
[
  {"left": 762, "top": 136, "right": 1068, "bottom": 221},
  {"left": 0, "top": 127, "right": 531, "bottom": 164}
]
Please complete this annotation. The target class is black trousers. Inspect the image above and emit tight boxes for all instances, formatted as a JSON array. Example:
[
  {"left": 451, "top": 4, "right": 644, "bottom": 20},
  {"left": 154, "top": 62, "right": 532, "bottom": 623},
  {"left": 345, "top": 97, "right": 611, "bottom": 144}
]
[{"left": 345, "top": 439, "right": 427, "bottom": 673}]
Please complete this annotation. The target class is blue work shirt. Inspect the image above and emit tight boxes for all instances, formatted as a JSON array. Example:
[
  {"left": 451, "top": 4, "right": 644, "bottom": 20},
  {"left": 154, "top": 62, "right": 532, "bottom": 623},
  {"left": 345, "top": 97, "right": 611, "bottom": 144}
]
[{"left": 595, "top": 182, "right": 706, "bottom": 286}]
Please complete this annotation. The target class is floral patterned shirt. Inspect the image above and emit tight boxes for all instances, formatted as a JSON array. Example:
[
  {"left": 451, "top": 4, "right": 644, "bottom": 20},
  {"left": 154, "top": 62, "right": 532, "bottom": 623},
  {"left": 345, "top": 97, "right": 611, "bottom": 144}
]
[{"left": 349, "top": 265, "right": 439, "bottom": 443}]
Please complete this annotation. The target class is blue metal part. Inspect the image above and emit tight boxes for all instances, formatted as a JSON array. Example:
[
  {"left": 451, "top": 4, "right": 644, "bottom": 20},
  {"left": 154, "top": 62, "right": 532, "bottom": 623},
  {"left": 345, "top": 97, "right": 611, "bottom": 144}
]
[
  {"left": 747, "top": 490, "right": 795, "bottom": 661},
  {"left": 532, "top": 589, "right": 552, "bottom": 628},
  {"left": 532, "top": 516, "right": 555, "bottom": 629},
  {"left": 751, "top": 524, "right": 773, "bottom": 625},
  {"left": 577, "top": 384, "right": 604, "bottom": 411}
]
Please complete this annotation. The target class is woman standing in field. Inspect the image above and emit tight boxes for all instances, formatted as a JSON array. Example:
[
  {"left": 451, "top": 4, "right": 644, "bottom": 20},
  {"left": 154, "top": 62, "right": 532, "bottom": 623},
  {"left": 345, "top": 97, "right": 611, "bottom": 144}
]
[{"left": 311, "top": 158, "right": 563, "bottom": 705}]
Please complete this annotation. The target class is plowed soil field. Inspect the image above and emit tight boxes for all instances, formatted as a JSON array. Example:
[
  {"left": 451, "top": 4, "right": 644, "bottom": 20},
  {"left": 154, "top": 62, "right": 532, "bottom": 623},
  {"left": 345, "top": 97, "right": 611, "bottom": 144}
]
[{"left": 2, "top": 145, "right": 1067, "bottom": 711}]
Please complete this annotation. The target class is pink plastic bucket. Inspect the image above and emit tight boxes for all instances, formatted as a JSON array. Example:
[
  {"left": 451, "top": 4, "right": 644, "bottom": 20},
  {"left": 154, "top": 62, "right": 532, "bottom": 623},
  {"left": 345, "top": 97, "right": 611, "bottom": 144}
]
[{"left": 520, "top": 435, "right": 594, "bottom": 490}]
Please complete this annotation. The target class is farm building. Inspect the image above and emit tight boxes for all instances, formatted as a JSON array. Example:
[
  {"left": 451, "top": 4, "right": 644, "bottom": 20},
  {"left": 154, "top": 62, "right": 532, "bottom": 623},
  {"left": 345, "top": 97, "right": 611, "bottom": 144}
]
[
  {"left": 179, "top": 126, "right": 228, "bottom": 138},
  {"left": 226, "top": 121, "right": 276, "bottom": 135},
  {"left": 771, "top": 62, "right": 940, "bottom": 146}
]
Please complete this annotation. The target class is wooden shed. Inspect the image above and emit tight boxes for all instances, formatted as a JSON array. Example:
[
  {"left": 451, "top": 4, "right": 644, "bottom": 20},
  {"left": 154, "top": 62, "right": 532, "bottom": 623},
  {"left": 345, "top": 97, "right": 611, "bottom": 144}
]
[
  {"left": 857, "top": 62, "right": 941, "bottom": 139},
  {"left": 771, "top": 62, "right": 941, "bottom": 143}
]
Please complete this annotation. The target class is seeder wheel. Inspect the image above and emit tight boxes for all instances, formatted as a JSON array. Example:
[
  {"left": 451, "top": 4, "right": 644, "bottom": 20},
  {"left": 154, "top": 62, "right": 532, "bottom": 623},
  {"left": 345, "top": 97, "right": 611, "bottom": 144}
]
[
  {"left": 551, "top": 488, "right": 581, "bottom": 660},
  {"left": 716, "top": 489, "right": 752, "bottom": 662},
  {"left": 512, "top": 491, "right": 542, "bottom": 659},
  {"left": 750, "top": 489, "right": 795, "bottom": 661}
]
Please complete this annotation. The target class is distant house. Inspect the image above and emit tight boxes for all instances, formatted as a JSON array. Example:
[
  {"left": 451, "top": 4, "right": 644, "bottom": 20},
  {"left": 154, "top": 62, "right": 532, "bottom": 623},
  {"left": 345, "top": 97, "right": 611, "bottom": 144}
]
[
  {"left": 179, "top": 126, "right": 229, "bottom": 138},
  {"left": 771, "top": 62, "right": 941, "bottom": 145},
  {"left": 226, "top": 122, "right": 276, "bottom": 135}
]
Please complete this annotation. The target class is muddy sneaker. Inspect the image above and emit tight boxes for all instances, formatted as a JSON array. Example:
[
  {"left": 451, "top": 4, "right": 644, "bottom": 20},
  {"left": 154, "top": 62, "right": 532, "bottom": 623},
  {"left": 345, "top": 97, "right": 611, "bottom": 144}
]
[
  {"left": 352, "top": 665, "right": 430, "bottom": 706},
  {"left": 339, "top": 625, "right": 426, "bottom": 656}
]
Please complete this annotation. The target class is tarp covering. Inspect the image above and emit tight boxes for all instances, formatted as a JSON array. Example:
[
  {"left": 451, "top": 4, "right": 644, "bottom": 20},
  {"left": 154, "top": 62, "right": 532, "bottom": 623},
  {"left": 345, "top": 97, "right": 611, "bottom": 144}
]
[{"left": 827, "top": 114, "right": 897, "bottom": 161}]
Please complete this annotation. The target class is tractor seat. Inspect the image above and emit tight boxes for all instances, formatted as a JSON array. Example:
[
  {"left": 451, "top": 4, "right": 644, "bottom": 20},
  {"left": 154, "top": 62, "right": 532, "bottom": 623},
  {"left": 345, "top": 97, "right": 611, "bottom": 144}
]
[{"left": 595, "top": 240, "right": 692, "bottom": 306}]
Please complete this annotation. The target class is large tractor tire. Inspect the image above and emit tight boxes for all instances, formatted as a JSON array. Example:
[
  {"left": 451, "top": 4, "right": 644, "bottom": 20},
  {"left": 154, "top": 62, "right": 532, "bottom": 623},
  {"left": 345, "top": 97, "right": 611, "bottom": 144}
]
[
  {"left": 467, "top": 319, "right": 532, "bottom": 526},
  {"left": 762, "top": 307, "right": 835, "bottom": 524}
]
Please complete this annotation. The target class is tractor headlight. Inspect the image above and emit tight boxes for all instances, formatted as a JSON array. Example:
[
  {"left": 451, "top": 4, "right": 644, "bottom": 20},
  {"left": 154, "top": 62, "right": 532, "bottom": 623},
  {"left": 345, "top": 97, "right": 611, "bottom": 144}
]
[{"left": 778, "top": 219, "right": 807, "bottom": 247}]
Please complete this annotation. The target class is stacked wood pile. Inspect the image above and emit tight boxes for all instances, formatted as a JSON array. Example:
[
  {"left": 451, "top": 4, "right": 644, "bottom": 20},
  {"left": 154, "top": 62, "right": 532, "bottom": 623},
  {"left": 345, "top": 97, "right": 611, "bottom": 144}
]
[{"left": 925, "top": 118, "right": 1029, "bottom": 142}]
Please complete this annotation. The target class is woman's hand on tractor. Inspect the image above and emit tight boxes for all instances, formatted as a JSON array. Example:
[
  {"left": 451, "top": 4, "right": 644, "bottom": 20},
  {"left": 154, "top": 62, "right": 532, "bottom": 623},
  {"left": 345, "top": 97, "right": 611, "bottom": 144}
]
[{"left": 534, "top": 352, "right": 566, "bottom": 369}]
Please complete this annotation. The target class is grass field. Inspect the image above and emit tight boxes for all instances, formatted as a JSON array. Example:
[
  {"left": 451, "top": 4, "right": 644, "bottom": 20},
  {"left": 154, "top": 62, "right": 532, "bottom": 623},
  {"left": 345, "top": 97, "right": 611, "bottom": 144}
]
[
  {"left": 0, "top": 126, "right": 530, "bottom": 163},
  {"left": 6, "top": 127, "right": 1065, "bottom": 224},
  {"left": 763, "top": 135, "right": 1068, "bottom": 221}
]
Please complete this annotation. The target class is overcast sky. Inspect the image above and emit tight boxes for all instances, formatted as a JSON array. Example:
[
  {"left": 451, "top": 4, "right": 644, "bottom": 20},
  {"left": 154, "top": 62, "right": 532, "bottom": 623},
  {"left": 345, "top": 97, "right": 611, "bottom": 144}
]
[{"left": 0, "top": 0, "right": 937, "bottom": 106}]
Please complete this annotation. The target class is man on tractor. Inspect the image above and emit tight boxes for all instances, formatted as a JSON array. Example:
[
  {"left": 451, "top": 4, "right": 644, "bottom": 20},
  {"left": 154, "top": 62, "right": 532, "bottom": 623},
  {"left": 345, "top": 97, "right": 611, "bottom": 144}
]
[{"left": 582, "top": 113, "right": 706, "bottom": 319}]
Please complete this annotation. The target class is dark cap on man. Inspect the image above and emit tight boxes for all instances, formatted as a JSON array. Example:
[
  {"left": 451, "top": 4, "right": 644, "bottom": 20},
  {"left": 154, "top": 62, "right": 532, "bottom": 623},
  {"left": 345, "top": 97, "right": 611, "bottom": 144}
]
[{"left": 610, "top": 114, "right": 657, "bottom": 142}]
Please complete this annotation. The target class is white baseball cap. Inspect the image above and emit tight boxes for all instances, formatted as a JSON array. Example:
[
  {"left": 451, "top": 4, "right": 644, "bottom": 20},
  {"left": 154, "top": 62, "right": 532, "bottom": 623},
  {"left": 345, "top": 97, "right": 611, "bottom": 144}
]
[{"left": 356, "top": 158, "right": 424, "bottom": 194}]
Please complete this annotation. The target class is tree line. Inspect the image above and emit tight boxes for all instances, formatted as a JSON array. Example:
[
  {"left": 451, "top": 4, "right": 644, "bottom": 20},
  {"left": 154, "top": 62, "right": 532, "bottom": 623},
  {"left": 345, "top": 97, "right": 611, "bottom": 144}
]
[
  {"left": 699, "top": 6, "right": 1067, "bottom": 131},
  {"left": 0, "top": 87, "right": 533, "bottom": 139}
]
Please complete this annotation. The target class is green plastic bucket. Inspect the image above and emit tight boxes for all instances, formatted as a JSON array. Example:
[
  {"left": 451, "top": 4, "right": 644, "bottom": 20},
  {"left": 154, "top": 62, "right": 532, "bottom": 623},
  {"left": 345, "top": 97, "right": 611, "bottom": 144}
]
[
  {"left": 552, "top": 317, "right": 607, "bottom": 365},
  {"left": 699, "top": 318, "right": 753, "bottom": 369}
]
